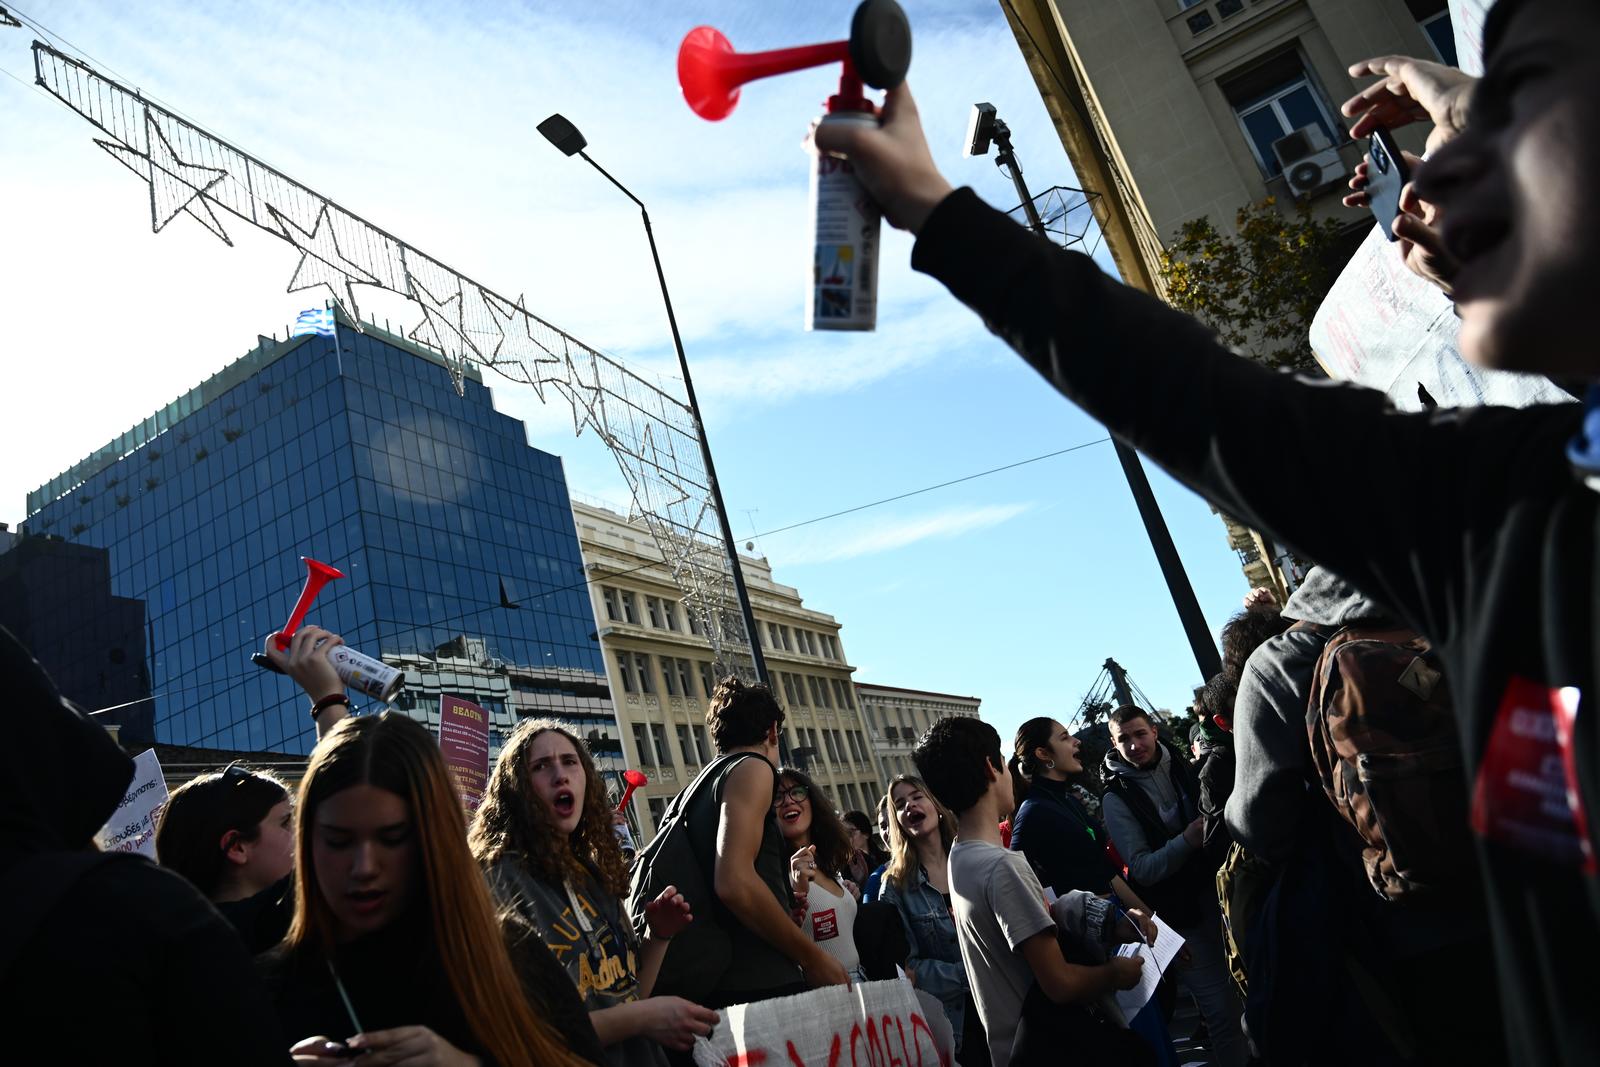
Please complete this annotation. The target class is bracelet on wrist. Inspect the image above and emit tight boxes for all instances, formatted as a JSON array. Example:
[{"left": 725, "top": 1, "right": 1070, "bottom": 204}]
[{"left": 311, "top": 693, "right": 351, "bottom": 719}]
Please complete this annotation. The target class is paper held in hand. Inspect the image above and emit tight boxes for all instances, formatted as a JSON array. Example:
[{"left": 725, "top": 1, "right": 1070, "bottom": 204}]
[{"left": 1114, "top": 913, "right": 1185, "bottom": 1021}]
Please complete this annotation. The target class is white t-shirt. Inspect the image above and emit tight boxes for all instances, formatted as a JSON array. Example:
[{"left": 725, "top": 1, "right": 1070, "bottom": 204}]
[
  {"left": 948, "top": 838, "right": 1055, "bottom": 1067},
  {"left": 801, "top": 877, "right": 865, "bottom": 980}
]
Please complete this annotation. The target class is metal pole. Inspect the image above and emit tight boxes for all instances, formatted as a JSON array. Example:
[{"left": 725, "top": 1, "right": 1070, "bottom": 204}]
[
  {"left": 993, "top": 126, "right": 1222, "bottom": 681},
  {"left": 578, "top": 151, "right": 772, "bottom": 686}
]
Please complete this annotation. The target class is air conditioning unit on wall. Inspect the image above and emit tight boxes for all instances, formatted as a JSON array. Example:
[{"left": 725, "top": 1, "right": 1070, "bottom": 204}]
[{"left": 1272, "top": 125, "right": 1345, "bottom": 199}]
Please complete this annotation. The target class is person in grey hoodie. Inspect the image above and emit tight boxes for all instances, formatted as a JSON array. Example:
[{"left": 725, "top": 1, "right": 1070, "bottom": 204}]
[
  {"left": 1102, "top": 706, "right": 1247, "bottom": 1067},
  {"left": 1222, "top": 566, "right": 1503, "bottom": 1065}
]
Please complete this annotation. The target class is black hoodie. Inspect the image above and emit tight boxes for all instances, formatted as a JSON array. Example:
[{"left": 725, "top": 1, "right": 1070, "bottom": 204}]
[
  {"left": 913, "top": 189, "right": 1595, "bottom": 1065},
  {"left": 0, "top": 626, "right": 291, "bottom": 1065}
]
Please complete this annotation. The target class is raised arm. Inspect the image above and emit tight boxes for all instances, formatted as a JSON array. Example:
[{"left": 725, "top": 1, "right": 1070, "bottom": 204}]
[
  {"left": 713, "top": 758, "right": 848, "bottom": 988},
  {"left": 260, "top": 625, "right": 349, "bottom": 739},
  {"left": 815, "top": 83, "right": 1579, "bottom": 649}
]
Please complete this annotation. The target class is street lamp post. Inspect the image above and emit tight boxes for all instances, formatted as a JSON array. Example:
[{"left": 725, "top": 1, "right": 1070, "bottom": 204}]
[
  {"left": 967, "top": 104, "right": 1222, "bottom": 681},
  {"left": 538, "top": 113, "right": 771, "bottom": 687}
]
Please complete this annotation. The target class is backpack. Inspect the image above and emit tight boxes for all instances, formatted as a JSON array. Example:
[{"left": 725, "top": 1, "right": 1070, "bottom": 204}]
[
  {"left": 625, "top": 752, "right": 761, "bottom": 1002},
  {"left": 1303, "top": 623, "right": 1473, "bottom": 901}
]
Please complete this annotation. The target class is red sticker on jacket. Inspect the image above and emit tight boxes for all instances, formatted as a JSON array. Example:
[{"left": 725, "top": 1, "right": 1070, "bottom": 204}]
[
  {"left": 812, "top": 909, "right": 839, "bottom": 942},
  {"left": 1471, "top": 676, "right": 1593, "bottom": 870}
]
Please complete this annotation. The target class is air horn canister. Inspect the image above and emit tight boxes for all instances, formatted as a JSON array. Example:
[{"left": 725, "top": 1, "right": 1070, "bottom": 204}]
[
  {"left": 251, "top": 556, "right": 404, "bottom": 703},
  {"left": 678, "top": 0, "right": 911, "bottom": 332}
]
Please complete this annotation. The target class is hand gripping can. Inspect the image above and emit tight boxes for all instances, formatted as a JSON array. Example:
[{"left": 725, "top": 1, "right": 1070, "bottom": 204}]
[
  {"left": 327, "top": 644, "right": 404, "bottom": 703},
  {"left": 807, "top": 109, "right": 881, "bottom": 331}
]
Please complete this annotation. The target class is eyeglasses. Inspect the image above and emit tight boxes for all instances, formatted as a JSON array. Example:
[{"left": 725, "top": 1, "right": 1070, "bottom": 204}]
[{"left": 773, "top": 785, "right": 810, "bottom": 806}]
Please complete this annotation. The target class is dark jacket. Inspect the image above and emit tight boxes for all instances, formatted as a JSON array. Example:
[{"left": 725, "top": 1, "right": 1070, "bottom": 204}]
[
  {"left": 0, "top": 626, "right": 291, "bottom": 1066},
  {"left": 1195, "top": 740, "right": 1235, "bottom": 873},
  {"left": 1100, "top": 742, "right": 1212, "bottom": 927},
  {"left": 258, "top": 908, "right": 603, "bottom": 1065},
  {"left": 1011, "top": 774, "right": 1118, "bottom": 896},
  {"left": 913, "top": 189, "right": 1575, "bottom": 1060}
]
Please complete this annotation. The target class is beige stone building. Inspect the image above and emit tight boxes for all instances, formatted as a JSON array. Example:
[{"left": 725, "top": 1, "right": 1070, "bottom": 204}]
[
  {"left": 1002, "top": 0, "right": 1455, "bottom": 591},
  {"left": 572, "top": 500, "right": 887, "bottom": 840},
  {"left": 856, "top": 684, "right": 983, "bottom": 789}
]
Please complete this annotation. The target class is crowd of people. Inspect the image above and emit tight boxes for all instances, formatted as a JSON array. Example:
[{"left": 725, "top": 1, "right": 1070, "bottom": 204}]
[{"left": 5, "top": 0, "right": 1598, "bottom": 1061}]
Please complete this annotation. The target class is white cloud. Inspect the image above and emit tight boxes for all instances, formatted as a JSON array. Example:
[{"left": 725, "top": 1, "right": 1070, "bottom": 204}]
[{"left": 774, "top": 501, "right": 1033, "bottom": 565}]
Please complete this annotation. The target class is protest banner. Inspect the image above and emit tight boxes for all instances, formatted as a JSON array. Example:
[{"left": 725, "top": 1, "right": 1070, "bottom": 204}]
[
  {"left": 692, "top": 980, "right": 950, "bottom": 1067},
  {"left": 439, "top": 695, "right": 490, "bottom": 812},
  {"left": 1308, "top": 0, "right": 1571, "bottom": 412},
  {"left": 94, "top": 749, "right": 167, "bottom": 858}
]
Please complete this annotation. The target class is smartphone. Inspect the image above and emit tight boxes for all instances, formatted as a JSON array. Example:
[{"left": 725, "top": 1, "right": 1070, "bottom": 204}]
[{"left": 1365, "top": 128, "right": 1411, "bottom": 242}]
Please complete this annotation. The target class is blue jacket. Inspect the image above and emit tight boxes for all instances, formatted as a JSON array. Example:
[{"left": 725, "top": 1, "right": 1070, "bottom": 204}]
[
  {"left": 878, "top": 864, "right": 967, "bottom": 1049},
  {"left": 1011, "top": 775, "right": 1119, "bottom": 896}
]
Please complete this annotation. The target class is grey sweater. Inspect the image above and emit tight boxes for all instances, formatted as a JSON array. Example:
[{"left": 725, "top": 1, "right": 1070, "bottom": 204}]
[
  {"left": 1100, "top": 744, "right": 1199, "bottom": 886},
  {"left": 1221, "top": 567, "right": 1387, "bottom": 862}
]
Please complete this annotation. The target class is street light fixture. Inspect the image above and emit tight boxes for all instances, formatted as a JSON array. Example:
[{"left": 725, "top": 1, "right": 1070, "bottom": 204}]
[
  {"left": 538, "top": 113, "right": 771, "bottom": 687},
  {"left": 967, "top": 102, "right": 1221, "bottom": 681}
]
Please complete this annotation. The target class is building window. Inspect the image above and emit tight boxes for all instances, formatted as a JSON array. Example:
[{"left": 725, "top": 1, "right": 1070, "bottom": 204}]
[
  {"left": 634, "top": 652, "right": 655, "bottom": 695},
  {"left": 602, "top": 586, "right": 621, "bottom": 621},
  {"left": 807, "top": 676, "right": 824, "bottom": 707},
  {"left": 632, "top": 722, "right": 655, "bottom": 767},
  {"left": 649, "top": 723, "right": 668, "bottom": 765},
  {"left": 693, "top": 724, "right": 711, "bottom": 764},
  {"left": 686, "top": 605, "right": 702, "bottom": 636},
  {"left": 698, "top": 661, "right": 716, "bottom": 700},
  {"left": 676, "top": 724, "right": 697, "bottom": 766},
  {"left": 767, "top": 621, "right": 781, "bottom": 650},
  {"left": 792, "top": 673, "right": 809, "bottom": 706},
  {"left": 847, "top": 731, "right": 864, "bottom": 762},
  {"left": 660, "top": 655, "right": 680, "bottom": 697},
  {"left": 620, "top": 591, "right": 639, "bottom": 625},
  {"left": 832, "top": 679, "right": 854, "bottom": 711},
  {"left": 661, "top": 600, "right": 679, "bottom": 631},
  {"left": 647, "top": 796, "right": 667, "bottom": 829},
  {"left": 863, "top": 705, "right": 877, "bottom": 731},
  {"left": 646, "top": 596, "right": 663, "bottom": 628},
  {"left": 823, "top": 729, "right": 839, "bottom": 762},
  {"left": 616, "top": 651, "right": 637, "bottom": 694},
  {"left": 1217, "top": 0, "right": 1243, "bottom": 17},
  {"left": 778, "top": 625, "right": 793, "bottom": 652},
  {"left": 1224, "top": 53, "right": 1339, "bottom": 177}
]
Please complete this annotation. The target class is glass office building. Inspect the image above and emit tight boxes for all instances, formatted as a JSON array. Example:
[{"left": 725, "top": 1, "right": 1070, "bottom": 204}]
[{"left": 23, "top": 318, "right": 618, "bottom": 759}]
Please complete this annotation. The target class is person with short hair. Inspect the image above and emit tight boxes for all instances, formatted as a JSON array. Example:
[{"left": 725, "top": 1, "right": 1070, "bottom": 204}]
[
  {"left": 914, "top": 716, "right": 1150, "bottom": 1067},
  {"left": 682, "top": 677, "right": 849, "bottom": 1007},
  {"left": 1103, "top": 706, "right": 1245, "bottom": 1067},
  {"left": 810, "top": 4, "right": 1600, "bottom": 1054}
]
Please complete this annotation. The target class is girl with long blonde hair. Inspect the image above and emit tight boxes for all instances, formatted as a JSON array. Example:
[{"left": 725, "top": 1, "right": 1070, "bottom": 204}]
[
  {"left": 878, "top": 774, "right": 981, "bottom": 1065},
  {"left": 259, "top": 712, "right": 600, "bottom": 1066}
]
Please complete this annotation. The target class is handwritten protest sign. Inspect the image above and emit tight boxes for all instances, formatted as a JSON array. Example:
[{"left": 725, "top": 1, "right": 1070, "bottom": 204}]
[
  {"left": 692, "top": 980, "right": 949, "bottom": 1067},
  {"left": 95, "top": 748, "right": 167, "bottom": 858},
  {"left": 439, "top": 695, "right": 490, "bottom": 812}
]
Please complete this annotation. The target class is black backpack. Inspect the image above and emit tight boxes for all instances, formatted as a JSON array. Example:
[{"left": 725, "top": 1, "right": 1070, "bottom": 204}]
[{"left": 626, "top": 752, "right": 764, "bottom": 1002}]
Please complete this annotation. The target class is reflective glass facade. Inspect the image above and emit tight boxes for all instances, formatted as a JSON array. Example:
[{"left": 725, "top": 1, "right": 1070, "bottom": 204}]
[{"left": 24, "top": 324, "right": 615, "bottom": 756}]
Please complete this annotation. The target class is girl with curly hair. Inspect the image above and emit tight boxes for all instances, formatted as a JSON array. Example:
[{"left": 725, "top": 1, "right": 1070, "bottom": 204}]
[{"left": 470, "top": 719, "right": 719, "bottom": 1067}]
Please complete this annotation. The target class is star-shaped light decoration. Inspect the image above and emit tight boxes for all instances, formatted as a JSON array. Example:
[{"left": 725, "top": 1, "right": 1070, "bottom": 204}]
[
  {"left": 404, "top": 267, "right": 476, "bottom": 394},
  {"left": 266, "top": 203, "right": 380, "bottom": 325},
  {"left": 97, "top": 108, "right": 232, "bottom": 244}
]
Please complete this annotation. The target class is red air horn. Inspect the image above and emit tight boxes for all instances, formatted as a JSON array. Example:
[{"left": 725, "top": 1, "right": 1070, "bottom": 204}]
[
  {"left": 275, "top": 557, "right": 345, "bottom": 650},
  {"left": 678, "top": 0, "right": 911, "bottom": 332},
  {"left": 617, "top": 768, "right": 649, "bottom": 812}
]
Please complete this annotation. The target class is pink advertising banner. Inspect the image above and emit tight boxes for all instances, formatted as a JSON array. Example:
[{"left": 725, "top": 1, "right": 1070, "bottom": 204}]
[{"left": 439, "top": 695, "right": 490, "bottom": 812}]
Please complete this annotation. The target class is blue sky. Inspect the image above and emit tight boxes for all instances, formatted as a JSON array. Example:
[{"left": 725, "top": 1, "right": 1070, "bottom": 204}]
[{"left": 0, "top": 0, "right": 1255, "bottom": 749}]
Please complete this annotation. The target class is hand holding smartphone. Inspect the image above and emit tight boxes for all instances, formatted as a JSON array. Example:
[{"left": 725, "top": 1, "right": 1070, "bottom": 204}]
[{"left": 1364, "top": 128, "right": 1411, "bottom": 241}]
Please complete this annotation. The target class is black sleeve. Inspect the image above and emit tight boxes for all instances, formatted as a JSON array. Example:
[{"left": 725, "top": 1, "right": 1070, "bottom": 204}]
[
  {"left": 134, "top": 865, "right": 295, "bottom": 1065},
  {"left": 911, "top": 188, "right": 1581, "bottom": 646},
  {"left": 505, "top": 920, "right": 606, "bottom": 1065}
]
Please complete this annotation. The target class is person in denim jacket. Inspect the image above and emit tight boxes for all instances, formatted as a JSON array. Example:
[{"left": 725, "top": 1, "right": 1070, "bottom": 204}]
[{"left": 879, "top": 775, "right": 986, "bottom": 1066}]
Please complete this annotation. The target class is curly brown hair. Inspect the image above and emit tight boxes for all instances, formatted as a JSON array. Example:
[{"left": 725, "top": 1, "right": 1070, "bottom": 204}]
[
  {"left": 468, "top": 719, "right": 628, "bottom": 900},
  {"left": 776, "top": 766, "right": 852, "bottom": 877}
]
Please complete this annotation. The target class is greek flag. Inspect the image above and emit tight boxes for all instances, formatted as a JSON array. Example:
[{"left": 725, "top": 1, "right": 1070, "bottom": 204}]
[{"left": 292, "top": 308, "right": 336, "bottom": 338}]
